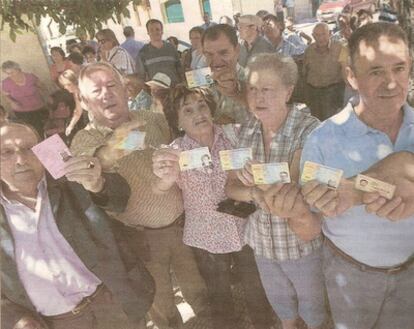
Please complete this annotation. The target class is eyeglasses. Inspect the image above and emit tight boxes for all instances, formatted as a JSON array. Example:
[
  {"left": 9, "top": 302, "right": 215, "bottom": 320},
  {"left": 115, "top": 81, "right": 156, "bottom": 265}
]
[{"left": 98, "top": 39, "right": 108, "bottom": 44}]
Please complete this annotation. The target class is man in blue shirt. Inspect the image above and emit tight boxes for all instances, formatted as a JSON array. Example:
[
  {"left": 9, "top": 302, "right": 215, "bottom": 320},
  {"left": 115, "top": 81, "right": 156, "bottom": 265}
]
[
  {"left": 299, "top": 22, "right": 414, "bottom": 328},
  {"left": 120, "top": 26, "right": 144, "bottom": 61}
]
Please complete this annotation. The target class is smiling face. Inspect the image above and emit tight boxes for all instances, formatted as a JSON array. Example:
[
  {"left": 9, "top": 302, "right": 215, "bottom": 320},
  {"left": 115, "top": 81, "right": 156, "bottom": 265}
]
[
  {"left": 177, "top": 93, "right": 214, "bottom": 139},
  {"left": 246, "top": 69, "right": 293, "bottom": 123},
  {"left": 347, "top": 36, "right": 411, "bottom": 116},
  {"left": 80, "top": 67, "right": 129, "bottom": 129},
  {"left": 203, "top": 33, "right": 240, "bottom": 74},
  {"left": 0, "top": 124, "right": 44, "bottom": 193},
  {"left": 148, "top": 22, "right": 163, "bottom": 43}
]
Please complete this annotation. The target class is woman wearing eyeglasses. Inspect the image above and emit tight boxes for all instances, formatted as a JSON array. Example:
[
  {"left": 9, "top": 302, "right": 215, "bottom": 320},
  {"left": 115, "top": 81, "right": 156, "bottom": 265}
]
[{"left": 96, "top": 29, "right": 135, "bottom": 75}]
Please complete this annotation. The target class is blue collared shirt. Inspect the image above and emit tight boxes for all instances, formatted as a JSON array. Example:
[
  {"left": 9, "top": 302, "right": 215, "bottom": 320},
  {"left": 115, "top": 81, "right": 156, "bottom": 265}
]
[
  {"left": 121, "top": 37, "right": 144, "bottom": 60},
  {"left": 300, "top": 102, "right": 414, "bottom": 267}
]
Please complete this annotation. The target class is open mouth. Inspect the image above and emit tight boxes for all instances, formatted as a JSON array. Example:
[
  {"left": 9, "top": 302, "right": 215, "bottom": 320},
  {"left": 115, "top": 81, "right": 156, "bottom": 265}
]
[{"left": 195, "top": 118, "right": 208, "bottom": 126}]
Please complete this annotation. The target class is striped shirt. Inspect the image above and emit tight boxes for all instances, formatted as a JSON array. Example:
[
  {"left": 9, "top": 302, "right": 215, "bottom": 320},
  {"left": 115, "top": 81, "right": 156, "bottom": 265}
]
[
  {"left": 136, "top": 41, "right": 182, "bottom": 84},
  {"left": 237, "top": 105, "right": 322, "bottom": 260},
  {"left": 70, "top": 111, "right": 184, "bottom": 228}
]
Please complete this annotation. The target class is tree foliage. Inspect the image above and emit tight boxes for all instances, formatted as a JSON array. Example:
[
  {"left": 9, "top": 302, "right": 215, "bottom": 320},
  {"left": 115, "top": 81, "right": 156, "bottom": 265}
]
[{"left": 0, "top": 0, "right": 143, "bottom": 42}]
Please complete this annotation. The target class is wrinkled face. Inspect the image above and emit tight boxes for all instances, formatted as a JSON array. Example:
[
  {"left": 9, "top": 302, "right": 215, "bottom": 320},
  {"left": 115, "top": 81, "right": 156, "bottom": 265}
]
[
  {"left": 238, "top": 23, "right": 257, "bottom": 42},
  {"left": 190, "top": 31, "right": 202, "bottom": 50},
  {"left": 347, "top": 36, "right": 411, "bottom": 116},
  {"left": 312, "top": 25, "right": 330, "bottom": 48},
  {"left": 51, "top": 50, "right": 64, "bottom": 63},
  {"left": 203, "top": 33, "right": 240, "bottom": 74},
  {"left": 0, "top": 125, "right": 44, "bottom": 193},
  {"left": 263, "top": 20, "right": 282, "bottom": 41},
  {"left": 148, "top": 22, "right": 163, "bottom": 43},
  {"left": 80, "top": 68, "right": 129, "bottom": 129},
  {"left": 177, "top": 93, "right": 214, "bottom": 138},
  {"left": 247, "top": 70, "right": 293, "bottom": 123}
]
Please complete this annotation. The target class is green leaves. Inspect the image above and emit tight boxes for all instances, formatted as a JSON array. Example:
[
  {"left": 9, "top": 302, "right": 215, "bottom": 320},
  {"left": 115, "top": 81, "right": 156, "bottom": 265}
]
[{"left": 0, "top": 0, "right": 142, "bottom": 42}]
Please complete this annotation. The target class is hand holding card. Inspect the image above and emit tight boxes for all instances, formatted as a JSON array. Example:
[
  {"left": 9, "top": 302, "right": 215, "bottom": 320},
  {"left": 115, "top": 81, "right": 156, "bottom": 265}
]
[
  {"left": 31, "top": 134, "right": 73, "bottom": 179},
  {"left": 301, "top": 161, "right": 343, "bottom": 189},
  {"left": 179, "top": 147, "right": 212, "bottom": 171}
]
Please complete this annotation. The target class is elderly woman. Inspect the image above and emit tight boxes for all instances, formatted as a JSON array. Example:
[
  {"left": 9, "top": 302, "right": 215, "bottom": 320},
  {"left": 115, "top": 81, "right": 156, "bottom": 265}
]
[
  {"left": 1, "top": 60, "right": 47, "bottom": 136},
  {"left": 58, "top": 69, "right": 87, "bottom": 137},
  {"left": 96, "top": 28, "right": 135, "bottom": 75},
  {"left": 225, "top": 53, "right": 326, "bottom": 329},
  {"left": 49, "top": 46, "right": 71, "bottom": 84},
  {"left": 152, "top": 86, "right": 275, "bottom": 329}
]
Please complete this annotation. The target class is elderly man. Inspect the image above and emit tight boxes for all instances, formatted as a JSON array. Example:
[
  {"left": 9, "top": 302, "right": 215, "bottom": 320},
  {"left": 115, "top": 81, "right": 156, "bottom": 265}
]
[
  {"left": 70, "top": 62, "right": 208, "bottom": 329},
  {"left": 0, "top": 122, "right": 151, "bottom": 329},
  {"left": 299, "top": 22, "right": 414, "bottom": 328},
  {"left": 303, "top": 23, "right": 347, "bottom": 121},
  {"left": 136, "top": 19, "right": 183, "bottom": 85},
  {"left": 238, "top": 15, "right": 273, "bottom": 67}
]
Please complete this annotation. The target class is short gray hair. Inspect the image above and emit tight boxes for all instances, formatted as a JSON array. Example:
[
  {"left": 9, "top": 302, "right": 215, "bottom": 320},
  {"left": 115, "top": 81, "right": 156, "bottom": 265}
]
[
  {"left": 2, "top": 60, "right": 21, "bottom": 72},
  {"left": 246, "top": 53, "right": 298, "bottom": 87},
  {"left": 78, "top": 62, "right": 123, "bottom": 97}
]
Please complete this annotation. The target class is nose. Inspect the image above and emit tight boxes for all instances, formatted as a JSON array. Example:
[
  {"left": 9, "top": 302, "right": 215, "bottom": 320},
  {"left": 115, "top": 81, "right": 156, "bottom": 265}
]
[
  {"left": 101, "top": 86, "right": 113, "bottom": 100},
  {"left": 384, "top": 71, "right": 397, "bottom": 90},
  {"left": 15, "top": 150, "right": 28, "bottom": 165}
]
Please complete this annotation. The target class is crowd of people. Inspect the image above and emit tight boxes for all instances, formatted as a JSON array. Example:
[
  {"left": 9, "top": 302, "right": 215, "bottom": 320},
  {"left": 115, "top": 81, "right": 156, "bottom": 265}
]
[{"left": 1, "top": 6, "right": 414, "bottom": 329}]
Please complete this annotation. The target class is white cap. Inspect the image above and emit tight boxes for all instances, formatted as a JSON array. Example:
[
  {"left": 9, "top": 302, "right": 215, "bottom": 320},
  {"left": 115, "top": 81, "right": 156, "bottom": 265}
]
[{"left": 145, "top": 72, "right": 171, "bottom": 88}]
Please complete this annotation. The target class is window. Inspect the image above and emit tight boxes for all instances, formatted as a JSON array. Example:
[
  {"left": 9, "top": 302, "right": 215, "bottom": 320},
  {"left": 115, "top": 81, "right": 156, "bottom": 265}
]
[
  {"left": 201, "top": 0, "right": 212, "bottom": 17},
  {"left": 164, "top": 0, "right": 184, "bottom": 23}
]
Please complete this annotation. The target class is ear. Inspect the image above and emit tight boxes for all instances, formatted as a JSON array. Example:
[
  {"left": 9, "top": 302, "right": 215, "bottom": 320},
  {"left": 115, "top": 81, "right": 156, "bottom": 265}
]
[
  {"left": 346, "top": 66, "right": 359, "bottom": 91},
  {"left": 80, "top": 94, "right": 88, "bottom": 106},
  {"left": 286, "top": 85, "right": 295, "bottom": 103}
]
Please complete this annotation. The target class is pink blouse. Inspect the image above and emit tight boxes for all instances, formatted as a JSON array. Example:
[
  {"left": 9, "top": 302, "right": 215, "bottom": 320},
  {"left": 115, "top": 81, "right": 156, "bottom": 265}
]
[
  {"left": 1, "top": 73, "right": 44, "bottom": 112},
  {"left": 172, "top": 125, "right": 245, "bottom": 254}
]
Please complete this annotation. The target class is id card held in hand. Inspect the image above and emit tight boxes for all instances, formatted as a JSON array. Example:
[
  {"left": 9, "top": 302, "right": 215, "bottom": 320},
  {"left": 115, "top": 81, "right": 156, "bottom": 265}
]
[
  {"left": 31, "top": 134, "right": 72, "bottom": 179},
  {"left": 114, "top": 130, "right": 146, "bottom": 151},
  {"left": 355, "top": 174, "right": 396, "bottom": 200},
  {"left": 185, "top": 67, "right": 214, "bottom": 88},
  {"left": 219, "top": 148, "right": 252, "bottom": 171},
  {"left": 301, "top": 161, "right": 343, "bottom": 189},
  {"left": 252, "top": 162, "right": 291, "bottom": 185},
  {"left": 179, "top": 147, "right": 212, "bottom": 171}
]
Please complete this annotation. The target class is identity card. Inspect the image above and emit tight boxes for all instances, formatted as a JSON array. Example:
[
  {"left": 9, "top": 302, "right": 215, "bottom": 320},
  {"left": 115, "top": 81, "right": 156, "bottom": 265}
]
[
  {"left": 251, "top": 162, "right": 291, "bottom": 185},
  {"left": 219, "top": 148, "right": 252, "bottom": 170},
  {"left": 31, "top": 134, "right": 72, "bottom": 179},
  {"left": 114, "top": 130, "right": 146, "bottom": 151},
  {"left": 185, "top": 67, "right": 214, "bottom": 88},
  {"left": 301, "top": 161, "right": 343, "bottom": 189},
  {"left": 354, "top": 174, "right": 396, "bottom": 200},
  {"left": 179, "top": 147, "right": 212, "bottom": 171}
]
